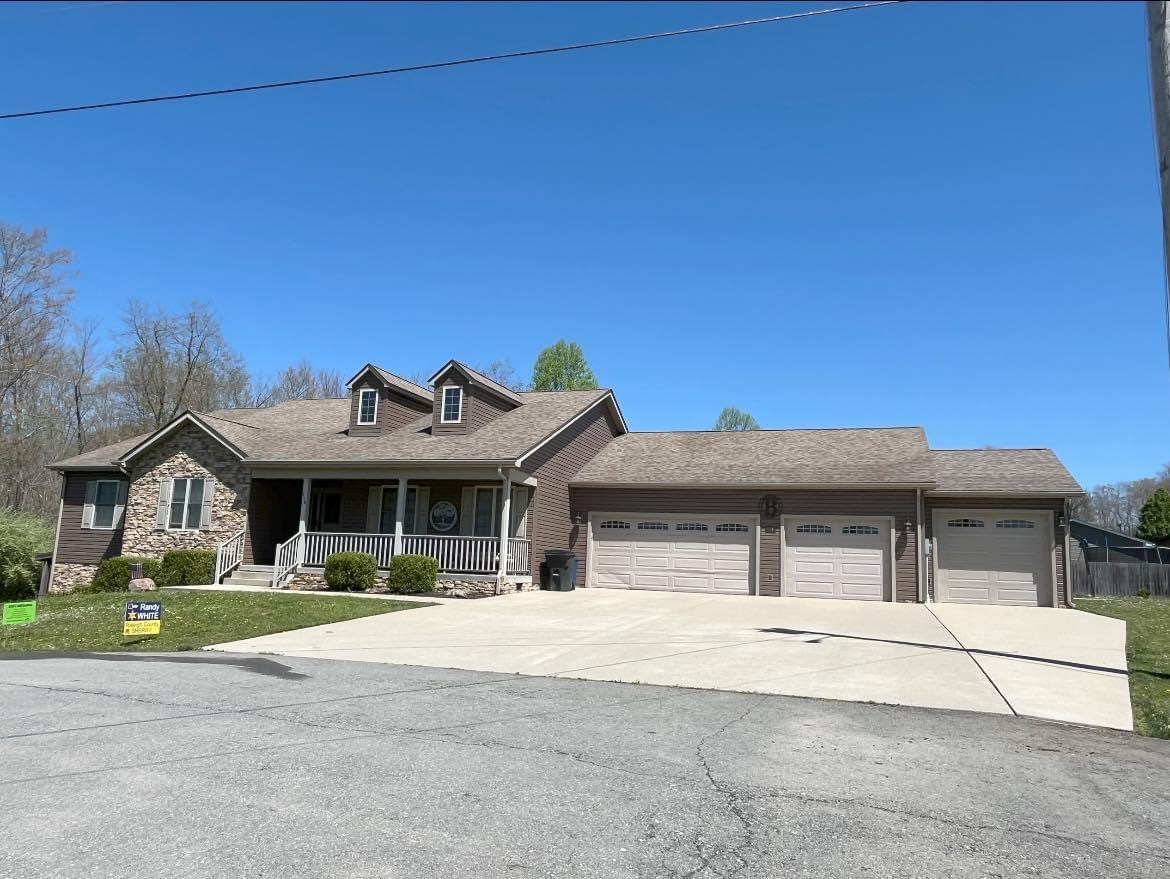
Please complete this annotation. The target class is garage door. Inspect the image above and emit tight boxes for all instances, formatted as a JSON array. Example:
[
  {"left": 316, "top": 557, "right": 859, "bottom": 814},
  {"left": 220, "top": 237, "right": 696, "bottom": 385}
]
[
  {"left": 934, "top": 510, "right": 1052, "bottom": 606},
  {"left": 590, "top": 516, "right": 754, "bottom": 593},
  {"left": 783, "top": 518, "right": 888, "bottom": 600}
]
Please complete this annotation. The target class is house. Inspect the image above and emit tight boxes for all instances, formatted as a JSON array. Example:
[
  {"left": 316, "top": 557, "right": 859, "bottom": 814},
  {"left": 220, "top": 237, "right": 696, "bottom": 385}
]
[
  {"left": 1070, "top": 519, "right": 1168, "bottom": 565},
  {"left": 46, "top": 360, "right": 1083, "bottom": 607}
]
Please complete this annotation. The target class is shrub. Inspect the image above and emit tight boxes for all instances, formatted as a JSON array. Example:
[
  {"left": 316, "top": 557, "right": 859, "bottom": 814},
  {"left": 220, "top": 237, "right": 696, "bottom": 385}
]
[
  {"left": 159, "top": 549, "right": 217, "bottom": 587},
  {"left": 86, "top": 556, "right": 163, "bottom": 593},
  {"left": 387, "top": 554, "right": 439, "bottom": 594},
  {"left": 0, "top": 508, "right": 54, "bottom": 602},
  {"left": 324, "top": 552, "right": 377, "bottom": 591}
]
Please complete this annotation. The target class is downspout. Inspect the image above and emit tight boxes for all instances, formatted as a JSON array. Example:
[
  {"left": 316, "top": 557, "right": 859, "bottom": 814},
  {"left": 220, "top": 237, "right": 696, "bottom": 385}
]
[
  {"left": 495, "top": 467, "right": 507, "bottom": 596},
  {"left": 916, "top": 488, "right": 927, "bottom": 603},
  {"left": 45, "top": 474, "right": 66, "bottom": 597}
]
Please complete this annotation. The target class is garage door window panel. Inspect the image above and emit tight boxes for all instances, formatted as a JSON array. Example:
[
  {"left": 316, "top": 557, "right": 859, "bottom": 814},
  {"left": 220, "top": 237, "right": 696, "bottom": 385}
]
[
  {"left": 995, "top": 519, "right": 1036, "bottom": 529},
  {"left": 795, "top": 524, "right": 832, "bottom": 534}
]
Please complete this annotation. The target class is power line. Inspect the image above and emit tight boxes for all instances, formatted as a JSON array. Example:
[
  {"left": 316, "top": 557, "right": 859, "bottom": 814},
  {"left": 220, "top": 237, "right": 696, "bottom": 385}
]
[{"left": 0, "top": 1, "right": 905, "bottom": 121}]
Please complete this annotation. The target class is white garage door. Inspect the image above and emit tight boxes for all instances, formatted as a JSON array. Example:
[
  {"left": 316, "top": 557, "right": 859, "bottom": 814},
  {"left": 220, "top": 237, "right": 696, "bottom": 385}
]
[
  {"left": 934, "top": 510, "right": 1052, "bottom": 606},
  {"left": 590, "top": 516, "right": 754, "bottom": 594},
  {"left": 783, "top": 518, "right": 888, "bottom": 601}
]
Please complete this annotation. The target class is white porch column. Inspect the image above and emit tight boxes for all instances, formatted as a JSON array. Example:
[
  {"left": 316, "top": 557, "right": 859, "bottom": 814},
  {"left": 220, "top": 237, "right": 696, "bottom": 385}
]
[
  {"left": 496, "top": 473, "right": 512, "bottom": 588},
  {"left": 297, "top": 478, "right": 311, "bottom": 565},
  {"left": 393, "top": 476, "right": 408, "bottom": 557}
]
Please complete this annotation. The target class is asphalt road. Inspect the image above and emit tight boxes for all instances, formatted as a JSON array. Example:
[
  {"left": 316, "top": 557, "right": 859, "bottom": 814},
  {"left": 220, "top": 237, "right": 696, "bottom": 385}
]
[{"left": 1, "top": 652, "right": 1167, "bottom": 879}]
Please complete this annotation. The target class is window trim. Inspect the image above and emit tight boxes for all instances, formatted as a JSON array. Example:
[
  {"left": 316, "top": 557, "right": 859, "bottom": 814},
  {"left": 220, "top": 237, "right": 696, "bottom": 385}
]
[
  {"left": 168, "top": 477, "right": 207, "bottom": 531},
  {"left": 440, "top": 385, "right": 464, "bottom": 423},
  {"left": 357, "top": 388, "right": 379, "bottom": 425},
  {"left": 89, "top": 479, "right": 121, "bottom": 531}
]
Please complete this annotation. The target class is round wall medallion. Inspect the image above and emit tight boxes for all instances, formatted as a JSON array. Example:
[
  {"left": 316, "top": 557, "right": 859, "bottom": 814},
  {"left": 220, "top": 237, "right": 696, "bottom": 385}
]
[{"left": 429, "top": 500, "right": 458, "bottom": 532}]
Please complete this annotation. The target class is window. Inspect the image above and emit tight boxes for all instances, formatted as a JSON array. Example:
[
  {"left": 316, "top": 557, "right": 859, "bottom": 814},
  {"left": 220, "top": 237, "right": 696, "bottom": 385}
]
[
  {"left": 946, "top": 518, "right": 985, "bottom": 528},
  {"left": 675, "top": 522, "right": 709, "bottom": 532},
  {"left": 716, "top": 523, "right": 749, "bottom": 533},
  {"left": 379, "top": 486, "right": 418, "bottom": 534},
  {"left": 637, "top": 521, "right": 669, "bottom": 531},
  {"left": 91, "top": 480, "right": 120, "bottom": 529},
  {"left": 795, "top": 523, "right": 832, "bottom": 534},
  {"left": 842, "top": 524, "right": 880, "bottom": 535},
  {"left": 474, "top": 486, "right": 497, "bottom": 536},
  {"left": 441, "top": 386, "right": 463, "bottom": 423},
  {"left": 599, "top": 520, "right": 630, "bottom": 530},
  {"left": 169, "top": 478, "right": 206, "bottom": 530},
  {"left": 357, "top": 388, "right": 378, "bottom": 425},
  {"left": 996, "top": 519, "right": 1036, "bottom": 529}
]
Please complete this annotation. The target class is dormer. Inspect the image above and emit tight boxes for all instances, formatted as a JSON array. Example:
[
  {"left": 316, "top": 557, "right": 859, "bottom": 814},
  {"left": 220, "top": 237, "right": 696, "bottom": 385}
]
[
  {"left": 428, "top": 360, "right": 523, "bottom": 435},
  {"left": 345, "top": 364, "right": 433, "bottom": 436}
]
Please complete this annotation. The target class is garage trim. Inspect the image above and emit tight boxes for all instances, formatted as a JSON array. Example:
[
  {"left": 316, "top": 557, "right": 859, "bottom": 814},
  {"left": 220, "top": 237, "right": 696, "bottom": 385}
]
[
  {"left": 931, "top": 508, "right": 1058, "bottom": 607},
  {"left": 780, "top": 514, "right": 895, "bottom": 602},
  {"left": 586, "top": 512, "right": 760, "bottom": 595}
]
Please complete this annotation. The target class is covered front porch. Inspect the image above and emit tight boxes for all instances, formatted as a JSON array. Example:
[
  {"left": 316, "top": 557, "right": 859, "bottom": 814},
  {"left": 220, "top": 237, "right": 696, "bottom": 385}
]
[{"left": 218, "top": 466, "right": 534, "bottom": 588}]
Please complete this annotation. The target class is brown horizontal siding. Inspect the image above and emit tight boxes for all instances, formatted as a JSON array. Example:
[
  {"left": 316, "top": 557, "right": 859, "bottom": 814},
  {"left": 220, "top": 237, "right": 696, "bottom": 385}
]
[
  {"left": 469, "top": 388, "right": 514, "bottom": 430},
  {"left": 349, "top": 382, "right": 430, "bottom": 436},
  {"left": 244, "top": 478, "right": 301, "bottom": 565},
  {"left": 526, "top": 404, "right": 624, "bottom": 581},
  {"left": 925, "top": 496, "right": 1068, "bottom": 606},
  {"left": 569, "top": 487, "right": 920, "bottom": 601},
  {"left": 55, "top": 473, "right": 126, "bottom": 564}
]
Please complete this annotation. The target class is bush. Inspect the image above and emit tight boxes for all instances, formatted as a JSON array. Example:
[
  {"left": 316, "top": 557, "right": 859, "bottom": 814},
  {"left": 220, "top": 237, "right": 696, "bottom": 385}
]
[
  {"left": 86, "top": 556, "right": 163, "bottom": 593},
  {"left": 387, "top": 554, "right": 439, "bottom": 594},
  {"left": 159, "top": 549, "right": 217, "bottom": 587},
  {"left": 0, "top": 508, "right": 54, "bottom": 602},
  {"left": 324, "top": 552, "right": 377, "bottom": 591}
]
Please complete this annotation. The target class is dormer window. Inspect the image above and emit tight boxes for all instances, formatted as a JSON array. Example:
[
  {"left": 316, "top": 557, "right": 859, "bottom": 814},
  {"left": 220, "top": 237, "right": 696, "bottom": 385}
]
[
  {"left": 441, "top": 386, "right": 463, "bottom": 423},
  {"left": 357, "top": 388, "right": 378, "bottom": 425}
]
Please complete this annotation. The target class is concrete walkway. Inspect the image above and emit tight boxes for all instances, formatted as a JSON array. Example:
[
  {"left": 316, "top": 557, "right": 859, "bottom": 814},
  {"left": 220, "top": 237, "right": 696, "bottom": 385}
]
[{"left": 210, "top": 589, "right": 1134, "bottom": 730}]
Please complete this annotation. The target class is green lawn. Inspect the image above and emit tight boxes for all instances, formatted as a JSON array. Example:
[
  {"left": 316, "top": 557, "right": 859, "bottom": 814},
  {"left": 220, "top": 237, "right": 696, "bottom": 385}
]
[
  {"left": 0, "top": 590, "right": 424, "bottom": 653},
  {"left": 1078, "top": 598, "right": 1170, "bottom": 739}
]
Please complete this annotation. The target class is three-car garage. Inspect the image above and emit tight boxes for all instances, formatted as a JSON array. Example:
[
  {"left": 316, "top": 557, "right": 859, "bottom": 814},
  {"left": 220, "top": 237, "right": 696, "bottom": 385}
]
[{"left": 584, "top": 506, "right": 1058, "bottom": 607}]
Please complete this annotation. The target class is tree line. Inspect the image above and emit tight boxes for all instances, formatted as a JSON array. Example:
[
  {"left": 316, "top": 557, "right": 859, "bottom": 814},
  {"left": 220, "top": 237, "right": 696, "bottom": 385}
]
[{"left": 1071, "top": 465, "right": 1170, "bottom": 539}]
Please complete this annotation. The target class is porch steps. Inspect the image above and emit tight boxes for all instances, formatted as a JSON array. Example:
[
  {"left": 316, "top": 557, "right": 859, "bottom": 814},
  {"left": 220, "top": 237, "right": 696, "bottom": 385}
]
[{"left": 222, "top": 564, "right": 276, "bottom": 588}]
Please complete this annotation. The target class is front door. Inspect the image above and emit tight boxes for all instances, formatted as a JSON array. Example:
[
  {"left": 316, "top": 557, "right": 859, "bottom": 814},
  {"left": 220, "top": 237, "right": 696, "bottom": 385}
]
[{"left": 309, "top": 490, "right": 343, "bottom": 532}]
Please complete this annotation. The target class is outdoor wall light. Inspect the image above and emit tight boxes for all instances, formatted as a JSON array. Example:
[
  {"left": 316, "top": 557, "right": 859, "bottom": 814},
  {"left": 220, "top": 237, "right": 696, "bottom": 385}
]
[
  {"left": 1057, "top": 512, "right": 1067, "bottom": 528},
  {"left": 904, "top": 518, "right": 914, "bottom": 533},
  {"left": 572, "top": 512, "right": 585, "bottom": 526}
]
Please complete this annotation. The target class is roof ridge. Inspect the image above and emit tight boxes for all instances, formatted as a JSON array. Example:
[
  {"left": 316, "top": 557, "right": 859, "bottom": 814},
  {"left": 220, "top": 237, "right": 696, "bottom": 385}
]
[
  {"left": 622, "top": 426, "right": 926, "bottom": 435},
  {"left": 198, "top": 412, "right": 263, "bottom": 430},
  {"left": 932, "top": 447, "right": 1053, "bottom": 452}
]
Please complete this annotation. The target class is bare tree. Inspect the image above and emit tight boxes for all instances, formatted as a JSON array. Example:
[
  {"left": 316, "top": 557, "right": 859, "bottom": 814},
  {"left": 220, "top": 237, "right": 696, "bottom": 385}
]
[
  {"left": 477, "top": 358, "right": 529, "bottom": 391},
  {"left": 252, "top": 360, "right": 346, "bottom": 406},
  {"left": 0, "top": 223, "right": 73, "bottom": 402},
  {"left": 111, "top": 301, "right": 249, "bottom": 428}
]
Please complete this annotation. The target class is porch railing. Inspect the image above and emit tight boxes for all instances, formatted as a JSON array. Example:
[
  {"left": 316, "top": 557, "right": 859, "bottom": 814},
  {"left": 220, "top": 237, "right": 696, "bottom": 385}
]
[
  {"left": 291, "top": 532, "right": 532, "bottom": 577},
  {"left": 273, "top": 531, "right": 303, "bottom": 588},
  {"left": 304, "top": 532, "right": 394, "bottom": 569},
  {"left": 506, "top": 538, "right": 530, "bottom": 576},
  {"left": 214, "top": 528, "right": 245, "bottom": 584}
]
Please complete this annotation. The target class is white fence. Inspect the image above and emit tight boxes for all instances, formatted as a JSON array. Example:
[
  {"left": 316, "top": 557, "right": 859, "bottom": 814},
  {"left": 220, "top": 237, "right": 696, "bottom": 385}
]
[{"left": 304, "top": 532, "right": 394, "bottom": 568}]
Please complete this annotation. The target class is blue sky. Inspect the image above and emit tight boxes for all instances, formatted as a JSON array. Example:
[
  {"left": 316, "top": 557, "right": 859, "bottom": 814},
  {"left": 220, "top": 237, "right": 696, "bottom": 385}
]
[{"left": 2, "top": 1, "right": 1166, "bottom": 489}]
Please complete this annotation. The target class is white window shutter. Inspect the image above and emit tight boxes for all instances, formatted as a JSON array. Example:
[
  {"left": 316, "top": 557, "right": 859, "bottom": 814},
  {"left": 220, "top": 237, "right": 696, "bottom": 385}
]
[
  {"left": 460, "top": 487, "right": 475, "bottom": 536},
  {"left": 113, "top": 480, "right": 129, "bottom": 528},
  {"left": 81, "top": 480, "right": 97, "bottom": 529},
  {"left": 199, "top": 478, "right": 216, "bottom": 529},
  {"left": 510, "top": 486, "right": 528, "bottom": 539},
  {"left": 414, "top": 487, "right": 430, "bottom": 534},
  {"left": 366, "top": 486, "right": 382, "bottom": 533},
  {"left": 155, "top": 478, "right": 172, "bottom": 529}
]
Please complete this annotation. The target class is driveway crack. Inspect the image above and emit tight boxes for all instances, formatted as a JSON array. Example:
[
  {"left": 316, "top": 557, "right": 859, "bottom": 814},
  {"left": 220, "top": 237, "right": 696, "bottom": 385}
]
[{"left": 925, "top": 604, "right": 1018, "bottom": 717}]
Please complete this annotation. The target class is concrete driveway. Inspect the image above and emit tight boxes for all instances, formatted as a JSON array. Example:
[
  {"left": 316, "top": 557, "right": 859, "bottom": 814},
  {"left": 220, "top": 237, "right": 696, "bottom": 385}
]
[{"left": 212, "top": 589, "right": 1133, "bottom": 730}]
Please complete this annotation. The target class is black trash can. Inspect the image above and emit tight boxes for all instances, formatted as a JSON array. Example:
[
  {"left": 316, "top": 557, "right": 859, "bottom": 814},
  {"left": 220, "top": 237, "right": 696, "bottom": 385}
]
[{"left": 542, "top": 550, "right": 577, "bottom": 591}]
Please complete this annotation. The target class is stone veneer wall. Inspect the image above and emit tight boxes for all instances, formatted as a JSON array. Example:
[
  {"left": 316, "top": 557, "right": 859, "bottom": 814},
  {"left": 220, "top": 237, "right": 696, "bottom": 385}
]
[
  {"left": 120, "top": 423, "right": 250, "bottom": 559},
  {"left": 284, "top": 573, "right": 536, "bottom": 597},
  {"left": 49, "top": 563, "right": 100, "bottom": 594}
]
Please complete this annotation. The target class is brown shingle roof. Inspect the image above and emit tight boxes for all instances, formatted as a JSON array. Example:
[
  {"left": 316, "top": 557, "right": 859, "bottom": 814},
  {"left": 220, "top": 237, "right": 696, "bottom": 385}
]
[
  {"left": 366, "top": 365, "right": 432, "bottom": 402},
  {"left": 571, "top": 428, "right": 935, "bottom": 487},
  {"left": 928, "top": 449, "right": 1083, "bottom": 494}
]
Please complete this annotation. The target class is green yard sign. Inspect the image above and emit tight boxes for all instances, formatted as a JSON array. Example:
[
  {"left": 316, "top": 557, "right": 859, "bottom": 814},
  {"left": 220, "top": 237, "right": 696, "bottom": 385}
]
[{"left": 2, "top": 601, "right": 37, "bottom": 625}]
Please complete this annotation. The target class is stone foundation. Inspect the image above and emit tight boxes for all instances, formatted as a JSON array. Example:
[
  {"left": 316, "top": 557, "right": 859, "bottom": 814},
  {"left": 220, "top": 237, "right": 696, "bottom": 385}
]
[
  {"left": 434, "top": 578, "right": 538, "bottom": 598},
  {"left": 49, "top": 563, "right": 99, "bottom": 593},
  {"left": 281, "top": 572, "right": 536, "bottom": 597}
]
